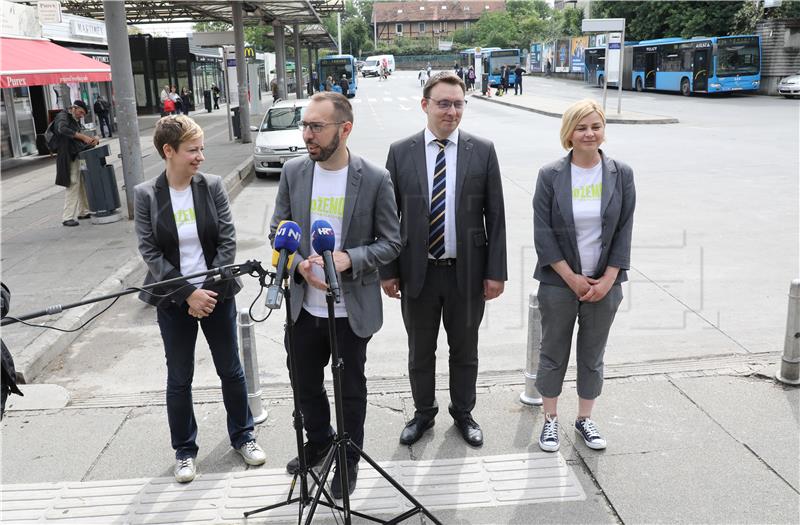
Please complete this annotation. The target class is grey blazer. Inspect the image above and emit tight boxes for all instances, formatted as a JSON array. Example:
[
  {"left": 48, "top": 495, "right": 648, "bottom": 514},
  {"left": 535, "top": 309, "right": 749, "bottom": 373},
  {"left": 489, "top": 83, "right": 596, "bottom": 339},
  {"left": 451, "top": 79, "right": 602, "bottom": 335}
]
[
  {"left": 379, "top": 129, "right": 508, "bottom": 299},
  {"left": 269, "top": 152, "right": 401, "bottom": 338},
  {"left": 134, "top": 171, "right": 242, "bottom": 307},
  {"left": 532, "top": 150, "right": 636, "bottom": 286}
]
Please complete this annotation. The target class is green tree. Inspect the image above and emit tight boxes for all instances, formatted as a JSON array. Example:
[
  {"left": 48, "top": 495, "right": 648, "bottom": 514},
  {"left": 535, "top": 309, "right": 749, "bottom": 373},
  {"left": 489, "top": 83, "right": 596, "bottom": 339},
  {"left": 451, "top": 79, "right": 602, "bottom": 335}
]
[{"left": 342, "top": 16, "right": 370, "bottom": 56}]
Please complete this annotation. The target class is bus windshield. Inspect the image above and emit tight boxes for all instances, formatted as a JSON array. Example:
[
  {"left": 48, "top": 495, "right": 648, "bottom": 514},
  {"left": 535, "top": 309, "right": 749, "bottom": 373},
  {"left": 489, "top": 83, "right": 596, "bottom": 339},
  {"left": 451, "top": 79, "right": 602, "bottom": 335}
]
[
  {"left": 319, "top": 58, "right": 354, "bottom": 83},
  {"left": 263, "top": 107, "right": 304, "bottom": 131},
  {"left": 717, "top": 37, "right": 760, "bottom": 77}
]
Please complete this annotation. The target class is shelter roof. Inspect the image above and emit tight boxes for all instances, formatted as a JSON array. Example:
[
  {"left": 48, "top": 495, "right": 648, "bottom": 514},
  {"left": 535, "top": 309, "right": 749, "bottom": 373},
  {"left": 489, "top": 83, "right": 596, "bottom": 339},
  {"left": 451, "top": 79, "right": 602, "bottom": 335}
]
[{"left": 372, "top": 1, "right": 505, "bottom": 24}]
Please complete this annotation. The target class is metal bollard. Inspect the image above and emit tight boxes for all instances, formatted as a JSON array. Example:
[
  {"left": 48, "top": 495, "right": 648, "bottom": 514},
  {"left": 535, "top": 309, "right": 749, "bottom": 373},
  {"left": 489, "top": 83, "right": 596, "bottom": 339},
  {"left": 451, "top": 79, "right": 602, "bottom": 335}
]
[
  {"left": 776, "top": 280, "right": 800, "bottom": 385},
  {"left": 238, "top": 309, "right": 268, "bottom": 423},
  {"left": 520, "top": 293, "right": 543, "bottom": 405}
]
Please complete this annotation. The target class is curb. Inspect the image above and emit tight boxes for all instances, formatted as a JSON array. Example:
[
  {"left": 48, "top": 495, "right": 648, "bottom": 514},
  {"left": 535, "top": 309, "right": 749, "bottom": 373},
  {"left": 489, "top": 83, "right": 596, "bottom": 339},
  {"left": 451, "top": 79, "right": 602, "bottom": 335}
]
[
  {"left": 471, "top": 94, "right": 679, "bottom": 124},
  {"left": 19, "top": 156, "right": 255, "bottom": 382}
]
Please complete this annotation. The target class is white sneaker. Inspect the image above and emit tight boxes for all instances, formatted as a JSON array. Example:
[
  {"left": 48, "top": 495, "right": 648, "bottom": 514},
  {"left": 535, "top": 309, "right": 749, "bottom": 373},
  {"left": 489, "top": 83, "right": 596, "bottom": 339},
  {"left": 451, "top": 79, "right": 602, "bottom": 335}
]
[
  {"left": 174, "top": 457, "right": 196, "bottom": 483},
  {"left": 538, "top": 414, "right": 560, "bottom": 452},
  {"left": 575, "top": 418, "right": 607, "bottom": 450},
  {"left": 237, "top": 440, "right": 266, "bottom": 466}
]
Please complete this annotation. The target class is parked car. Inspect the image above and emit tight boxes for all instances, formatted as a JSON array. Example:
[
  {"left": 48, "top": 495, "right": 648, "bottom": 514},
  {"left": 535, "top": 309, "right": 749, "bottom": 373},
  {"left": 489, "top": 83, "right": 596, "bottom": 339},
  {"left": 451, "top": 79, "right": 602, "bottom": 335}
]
[
  {"left": 251, "top": 99, "right": 310, "bottom": 178},
  {"left": 777, "top": 72, "right": 800, "bottom": 99}
]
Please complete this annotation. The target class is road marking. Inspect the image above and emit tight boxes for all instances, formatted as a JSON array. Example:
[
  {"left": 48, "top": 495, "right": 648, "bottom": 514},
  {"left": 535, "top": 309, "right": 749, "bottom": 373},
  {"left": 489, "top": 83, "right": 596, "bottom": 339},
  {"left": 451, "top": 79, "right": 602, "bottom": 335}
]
[
  {"left": 368, "top": 98, "right": 377, "bottom": 102},
  {"left": 383, "top": 97, "right": 393, "bottom": 102},
  {"left": 0, "top": 453, "right": 584, "bottom": 523},
  {"left": 352, "top": 98, "right": 362, "bottom": 103}
]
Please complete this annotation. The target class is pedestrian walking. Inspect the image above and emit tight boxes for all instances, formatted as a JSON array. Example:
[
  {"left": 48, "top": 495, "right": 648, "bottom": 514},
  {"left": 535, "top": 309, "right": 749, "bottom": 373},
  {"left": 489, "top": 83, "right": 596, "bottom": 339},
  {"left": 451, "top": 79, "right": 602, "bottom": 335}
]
[
  {"left": 500, "top": 65, "right": 510, "bottom": 95},
  {"left": 54, "top": 100, "right": 98, "bottom": 227},
  {"left": 325, "top": 75, "right": 333, "bottom": 92},
  {"left": 211, "top": 83, "right": 220, "bottom": 109},
  {"left": 338, "top": 74, "right": 350, "bottom": 97},
  {"left": 269, "top": 92, "right": 401, "bottom": 498},
  {"left": 545, "top": 58, "right": 552, "bottom": 78},
  {"left": 160, "top": 85, "right": 170, "bottom": 115},
  {"left": 532, "top": 99, "right": 635, "bottom": 453},
  {"left": 93, "top": 94, "right": 112, "bottom": 138},
  {"left": 170, "top": 86, "right": 183, "bottom": 115},
  {"left": 514, "top": 65, "right": 525, "bottom": 95},
  {"left": 418, "top": 68, "right": 428, "bottom": 87},
  {"left": 381, "top": 72, "right": 508, "bottom": 449},
  {"left": 467, "top": 66, "right": 476, "bottom": 91},
  {"left": 133, "top": 115, "right": 267, "bottom": 484},
  {"left": 180, "top": 87, "right": 192, "bottom": 115}
]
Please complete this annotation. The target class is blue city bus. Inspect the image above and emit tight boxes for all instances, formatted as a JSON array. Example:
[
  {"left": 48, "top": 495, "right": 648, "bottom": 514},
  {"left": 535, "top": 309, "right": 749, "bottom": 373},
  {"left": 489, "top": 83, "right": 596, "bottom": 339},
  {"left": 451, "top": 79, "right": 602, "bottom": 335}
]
[
  {"left": 631, "top": 35, "right": 760, "bottom": 95},
  {"left": 459, "top": 48, "right": 521, "bottom": 86},
  {"left": 317, "top": 54, "right": 358, "bottom": 97}
]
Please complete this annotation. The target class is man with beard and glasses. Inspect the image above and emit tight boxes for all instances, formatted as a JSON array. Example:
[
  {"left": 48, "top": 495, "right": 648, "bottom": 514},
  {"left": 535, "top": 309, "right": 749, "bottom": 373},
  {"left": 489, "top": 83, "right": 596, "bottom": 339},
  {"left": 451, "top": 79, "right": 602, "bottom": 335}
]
[{"left": 269, "top": 91, "right": 401, "bottom": 499}]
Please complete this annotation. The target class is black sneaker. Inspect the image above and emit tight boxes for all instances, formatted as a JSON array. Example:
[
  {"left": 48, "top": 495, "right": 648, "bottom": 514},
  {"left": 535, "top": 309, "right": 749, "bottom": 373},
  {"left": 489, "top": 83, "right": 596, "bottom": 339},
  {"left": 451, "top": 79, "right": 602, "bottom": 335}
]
[
  {"left": 330, "top": 461, "right": 358, "bottom": 499},
  {"left": 286, "top": 438, "right": 333, "bottom": 474},
  {"left": 575, "top": 418, "right": 607, "bottom": 450},
  {"left": 538, "top": 413, "right": 560, "bottom": 452},
  {"left": 62, "top": 219, "right": 79, "bottom": 227}
]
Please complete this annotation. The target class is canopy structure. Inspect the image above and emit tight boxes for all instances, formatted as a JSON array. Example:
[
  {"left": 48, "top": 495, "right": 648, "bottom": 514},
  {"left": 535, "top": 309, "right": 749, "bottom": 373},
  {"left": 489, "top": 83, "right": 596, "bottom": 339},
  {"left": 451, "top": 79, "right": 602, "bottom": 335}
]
[{"left": 0, "top": 37, "right": 112, "bottom": 88}]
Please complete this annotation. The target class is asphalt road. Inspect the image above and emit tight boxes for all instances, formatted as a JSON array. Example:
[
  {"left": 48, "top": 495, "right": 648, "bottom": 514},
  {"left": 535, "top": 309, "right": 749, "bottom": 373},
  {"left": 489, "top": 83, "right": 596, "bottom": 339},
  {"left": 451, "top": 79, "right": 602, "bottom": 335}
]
[{"left": 37, "top": 71, "right": 798, "bottom": 401}]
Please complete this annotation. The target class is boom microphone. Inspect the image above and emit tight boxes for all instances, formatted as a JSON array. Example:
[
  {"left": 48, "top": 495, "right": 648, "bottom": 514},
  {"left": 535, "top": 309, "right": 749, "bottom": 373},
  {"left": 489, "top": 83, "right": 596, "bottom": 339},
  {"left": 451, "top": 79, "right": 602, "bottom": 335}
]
[
  {"left": 265, "top": 220, "right": 301, "bottom": 309},
  {"left": 311, "top": 219, "right": 342, "bottom": 304}
]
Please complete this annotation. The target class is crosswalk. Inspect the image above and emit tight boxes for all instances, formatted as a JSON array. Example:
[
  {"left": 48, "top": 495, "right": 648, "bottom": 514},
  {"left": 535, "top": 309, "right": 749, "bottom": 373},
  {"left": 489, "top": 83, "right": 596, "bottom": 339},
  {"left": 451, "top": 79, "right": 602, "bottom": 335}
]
[{"left": 350, "top": 95, "right": 416, "bottom": 110}]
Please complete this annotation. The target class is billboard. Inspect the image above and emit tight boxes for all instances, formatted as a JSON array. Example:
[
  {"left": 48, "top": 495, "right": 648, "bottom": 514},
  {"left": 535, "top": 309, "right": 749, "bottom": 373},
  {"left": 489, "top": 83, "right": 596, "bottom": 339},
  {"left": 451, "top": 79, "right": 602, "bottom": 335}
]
[
  {"left": 570, "top": 36, "right": 589, "bottom": 73},
  {"left": 529, "top": 43, "right": 543, "bottom": 72},
  {"left": 555, "top": 39, "right": 570, "bottom": 73}
]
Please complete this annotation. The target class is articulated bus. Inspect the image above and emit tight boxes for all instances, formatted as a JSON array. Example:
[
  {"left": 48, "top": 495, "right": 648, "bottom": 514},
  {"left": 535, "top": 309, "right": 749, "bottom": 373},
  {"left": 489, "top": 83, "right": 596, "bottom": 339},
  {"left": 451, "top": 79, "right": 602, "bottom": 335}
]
[
  {"left": 317, "top": 54, "right": 358, "bottom": 97},
  {"left": 459, "top": 48, "right": 521, "bottom": 86},
  {"left": 631, "top": 35, "right": 760, "bottom": 95},
  {"left": 584, "top": 35, "right": 760, "bottom": 95}
]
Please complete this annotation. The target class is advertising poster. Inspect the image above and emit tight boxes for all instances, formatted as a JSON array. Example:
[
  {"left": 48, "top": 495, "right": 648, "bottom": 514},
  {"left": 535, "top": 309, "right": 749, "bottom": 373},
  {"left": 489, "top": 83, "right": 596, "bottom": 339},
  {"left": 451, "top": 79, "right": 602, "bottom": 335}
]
[
  {"left": 555, "top": 39, "right": 570, "bottom": 73},
  {"left": 529, "top": 43, "right": 543, "bottom": 72},
  {"left": 543, "top": 42, "right": 554, "bottom": 72},
  {"left": 571, "top": 36, "right": 589, "bottom": 73}
]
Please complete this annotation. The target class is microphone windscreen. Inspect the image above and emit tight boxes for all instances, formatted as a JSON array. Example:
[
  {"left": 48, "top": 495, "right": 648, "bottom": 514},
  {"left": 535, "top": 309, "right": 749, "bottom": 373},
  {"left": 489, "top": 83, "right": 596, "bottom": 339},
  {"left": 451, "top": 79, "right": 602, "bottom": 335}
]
[
  {"left": 274, "top": 220, "right": 301, "bottom": 253},
  {"left": 311, "top": 219, "right": 336, "bottom": 253}
]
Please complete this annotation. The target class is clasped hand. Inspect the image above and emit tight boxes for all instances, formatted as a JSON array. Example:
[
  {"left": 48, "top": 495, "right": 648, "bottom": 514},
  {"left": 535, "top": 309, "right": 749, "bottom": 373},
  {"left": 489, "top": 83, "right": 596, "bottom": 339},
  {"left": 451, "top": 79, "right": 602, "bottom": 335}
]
[
  {"left": 297, "top": 251, "right": 351, "bottom": 292},
  {"left": 570, "top": 274, "right": 613, "bottom": 302},
  {"left": 187, "top": 288, "right": 218, "bottom": 318}
]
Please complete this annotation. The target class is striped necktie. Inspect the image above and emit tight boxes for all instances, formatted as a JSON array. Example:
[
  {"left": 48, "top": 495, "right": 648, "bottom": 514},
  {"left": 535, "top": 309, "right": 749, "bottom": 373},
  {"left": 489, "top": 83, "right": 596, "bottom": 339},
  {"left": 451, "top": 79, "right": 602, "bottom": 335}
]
[{"left": 429, "top": 138, "right": 448, "bottom": 259}]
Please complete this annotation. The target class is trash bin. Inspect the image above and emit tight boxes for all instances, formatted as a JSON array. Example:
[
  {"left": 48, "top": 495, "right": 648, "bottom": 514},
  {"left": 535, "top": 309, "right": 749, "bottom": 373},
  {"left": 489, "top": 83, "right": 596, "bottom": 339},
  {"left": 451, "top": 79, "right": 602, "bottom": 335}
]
[
  {"left": 203, "top": 90, "right": 213, "bottom": 113},
  {"left": 78, "top": 144, "right": 122, "bottom": 224},
  {"left": 231, "top": 106, "right": 241, "bottom": 139}
]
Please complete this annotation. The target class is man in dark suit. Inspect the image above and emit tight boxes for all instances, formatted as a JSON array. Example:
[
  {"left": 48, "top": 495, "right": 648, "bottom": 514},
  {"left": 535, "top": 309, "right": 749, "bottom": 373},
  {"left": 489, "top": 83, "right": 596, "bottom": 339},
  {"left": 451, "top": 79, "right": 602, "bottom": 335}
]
[
  {"left": 270, "top": 92, "right": 401, "bottom": 498},
  {"left": 380, "top": 72, "right": 507, "bottom": 448}
]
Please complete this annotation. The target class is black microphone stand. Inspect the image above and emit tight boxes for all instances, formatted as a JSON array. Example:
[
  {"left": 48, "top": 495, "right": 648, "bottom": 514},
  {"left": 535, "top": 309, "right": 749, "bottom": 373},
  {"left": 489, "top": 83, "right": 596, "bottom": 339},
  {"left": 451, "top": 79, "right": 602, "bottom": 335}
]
[
  {"left": 244, "top": 279, "right": 339, "bottom": 522},
  {"left": 301, "top": 281, "right": 442, "bottom": 525},
  {"left": 0, "top": 261, "right": 269, "bottom": 327}
]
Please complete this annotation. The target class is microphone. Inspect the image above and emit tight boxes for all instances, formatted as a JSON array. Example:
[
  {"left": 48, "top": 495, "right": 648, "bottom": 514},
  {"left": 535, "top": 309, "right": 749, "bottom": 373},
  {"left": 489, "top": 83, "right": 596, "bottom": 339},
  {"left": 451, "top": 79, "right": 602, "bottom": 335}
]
[
  {"left": 311, "top": 219, "right": 342, "bottom": 304},
  {"left": 265, "top": 220, "right": 301, "bottom": 309}
]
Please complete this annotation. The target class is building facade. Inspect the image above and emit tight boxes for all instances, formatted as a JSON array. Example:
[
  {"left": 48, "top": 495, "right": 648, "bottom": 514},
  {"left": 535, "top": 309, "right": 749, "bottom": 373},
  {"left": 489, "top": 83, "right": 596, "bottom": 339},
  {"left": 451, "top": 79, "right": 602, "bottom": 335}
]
[{"left": 371, "top": 1, "right": 506, "bottom": 47}]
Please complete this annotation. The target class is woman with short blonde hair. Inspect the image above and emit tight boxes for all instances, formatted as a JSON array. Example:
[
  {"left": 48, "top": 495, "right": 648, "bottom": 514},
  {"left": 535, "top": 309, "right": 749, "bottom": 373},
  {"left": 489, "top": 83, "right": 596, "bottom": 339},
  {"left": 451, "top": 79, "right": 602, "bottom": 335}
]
[{"left": 532, "top": 99, "right": 635, "bottom": 453}]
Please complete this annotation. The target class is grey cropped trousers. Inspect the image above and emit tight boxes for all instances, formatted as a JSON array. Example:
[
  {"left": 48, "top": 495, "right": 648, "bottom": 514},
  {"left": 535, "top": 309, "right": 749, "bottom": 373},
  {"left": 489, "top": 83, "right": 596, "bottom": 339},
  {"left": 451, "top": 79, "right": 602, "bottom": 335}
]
[{"left": 534, "top": 283, "right": 623, "bottom": 399}]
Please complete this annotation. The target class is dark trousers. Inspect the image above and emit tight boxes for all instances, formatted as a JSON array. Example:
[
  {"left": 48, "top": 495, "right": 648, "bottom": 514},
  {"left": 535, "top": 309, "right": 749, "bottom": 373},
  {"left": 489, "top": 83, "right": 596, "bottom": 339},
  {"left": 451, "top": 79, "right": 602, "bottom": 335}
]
[
  {"left": 287, "top": 309, "right": 370, "bottom": 464},
  {"left": 156, "top": 297, "right": 254, "bottom": 459},
  {"left": 514, "top": 79, "right": 523, "bottom": 95},
  {"left": 401, "top": 264, "right": 485, "bottom": 422},
  {"left": 97, "top": 113, "right": 112, "bottom": 137}
]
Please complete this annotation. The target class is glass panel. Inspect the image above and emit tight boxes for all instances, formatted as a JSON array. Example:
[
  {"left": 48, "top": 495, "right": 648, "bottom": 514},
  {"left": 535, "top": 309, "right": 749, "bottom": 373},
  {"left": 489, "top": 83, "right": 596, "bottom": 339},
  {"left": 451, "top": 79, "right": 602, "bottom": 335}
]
[
  {"left": 12, "top": 87, "right": 36, "bottom": 156},
  {"left": 1, "top": 90, "right": 13, "bottom": 159}
]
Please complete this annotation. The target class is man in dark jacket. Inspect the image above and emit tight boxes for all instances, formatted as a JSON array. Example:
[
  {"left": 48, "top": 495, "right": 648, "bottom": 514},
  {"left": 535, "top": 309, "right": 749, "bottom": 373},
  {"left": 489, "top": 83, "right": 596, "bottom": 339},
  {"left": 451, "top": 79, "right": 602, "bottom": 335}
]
[
  {"left": 338, "top": 74, "right": 350, "bottom": 97},
  {"left": 54, "top": 100, "right": 99, "bottom": 227},
  {"left": 93, "top": 95, "right": 112, "bottom": 138},
  {"left": 514, "top": 65, "right": 525, "bottom": 95}
]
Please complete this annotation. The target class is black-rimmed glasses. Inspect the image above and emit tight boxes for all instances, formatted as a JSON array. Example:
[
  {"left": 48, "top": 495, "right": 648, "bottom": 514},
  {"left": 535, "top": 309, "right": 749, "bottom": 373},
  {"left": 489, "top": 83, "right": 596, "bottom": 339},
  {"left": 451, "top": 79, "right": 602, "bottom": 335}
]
[{"left": 299, "top": 121, "right": 345, "bottom": 133}]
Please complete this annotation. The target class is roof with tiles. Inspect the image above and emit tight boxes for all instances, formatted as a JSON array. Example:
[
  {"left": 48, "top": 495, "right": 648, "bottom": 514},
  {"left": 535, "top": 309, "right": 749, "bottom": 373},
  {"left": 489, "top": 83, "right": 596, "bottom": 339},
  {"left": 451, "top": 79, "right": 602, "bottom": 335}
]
[{"left": 372, "top": 1, "right": 506, "bottom": 23}]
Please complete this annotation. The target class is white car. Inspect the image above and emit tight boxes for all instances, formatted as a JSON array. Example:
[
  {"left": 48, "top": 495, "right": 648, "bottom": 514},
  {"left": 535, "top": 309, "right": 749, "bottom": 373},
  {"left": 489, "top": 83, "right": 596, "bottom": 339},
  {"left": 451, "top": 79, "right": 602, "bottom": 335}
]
[
  {"left": 777, "top": 72, "right": 800, "bottom": 99},
  {"left": 251, "top": 99, "right": 310, "bottom": 178}
]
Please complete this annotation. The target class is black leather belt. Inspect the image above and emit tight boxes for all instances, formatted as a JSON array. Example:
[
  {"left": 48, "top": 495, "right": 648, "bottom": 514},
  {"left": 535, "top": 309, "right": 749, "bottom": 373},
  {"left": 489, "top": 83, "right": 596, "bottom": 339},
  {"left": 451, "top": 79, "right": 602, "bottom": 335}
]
[{"left": 428, "top": 258, "right": 456, "bottom": 267}]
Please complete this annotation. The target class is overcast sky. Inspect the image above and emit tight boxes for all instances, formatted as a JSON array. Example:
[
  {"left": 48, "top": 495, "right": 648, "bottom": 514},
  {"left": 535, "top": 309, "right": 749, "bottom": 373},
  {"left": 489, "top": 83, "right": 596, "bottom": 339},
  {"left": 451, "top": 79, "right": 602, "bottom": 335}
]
[{"left": 132, "top": 22, "right": 195, "bottom": 37}]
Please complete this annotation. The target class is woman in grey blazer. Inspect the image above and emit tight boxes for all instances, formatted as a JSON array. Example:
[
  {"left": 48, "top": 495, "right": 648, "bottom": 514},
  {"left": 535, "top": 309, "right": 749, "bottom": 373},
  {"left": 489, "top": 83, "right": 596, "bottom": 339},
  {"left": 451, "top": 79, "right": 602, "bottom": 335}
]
[
  {"left": 532, "top": 99, "right": 635, "bottom": 453},
  {"left": 134, "top": 116, "right": 265, "bottom": 483}
]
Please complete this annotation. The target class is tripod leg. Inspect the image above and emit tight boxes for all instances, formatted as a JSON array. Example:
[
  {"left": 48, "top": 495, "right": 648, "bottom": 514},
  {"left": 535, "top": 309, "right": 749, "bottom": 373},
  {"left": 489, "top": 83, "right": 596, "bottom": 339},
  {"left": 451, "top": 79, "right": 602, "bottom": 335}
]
[{"left": 304, "top": 444, "right": 338, "bottom": 524}]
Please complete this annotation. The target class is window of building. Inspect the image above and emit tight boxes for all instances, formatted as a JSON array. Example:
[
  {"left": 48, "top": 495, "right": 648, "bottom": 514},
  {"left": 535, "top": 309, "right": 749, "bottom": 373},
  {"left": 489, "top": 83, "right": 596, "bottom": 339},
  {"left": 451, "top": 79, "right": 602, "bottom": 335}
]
[
  {"left": 396, "top": 23, "right": 403, "bottom": 35},
  {"left": 419, "top": 22, "right": 426, "bottom": 33},
  {"left": 464, "top": 21, "right": 470, "bottom": 30},
  {"left": 440, "top": 21, "right": 447, "bottom": 32}
]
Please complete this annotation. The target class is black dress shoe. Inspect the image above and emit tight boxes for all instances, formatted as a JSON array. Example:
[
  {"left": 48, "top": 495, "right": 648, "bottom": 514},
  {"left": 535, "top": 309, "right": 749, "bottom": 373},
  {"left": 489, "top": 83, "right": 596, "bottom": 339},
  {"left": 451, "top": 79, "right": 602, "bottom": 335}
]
[
  {"left": 454, "top": 416, "right": 483, "bottom": 447},
  {"left": 399, "top": 417, "right": 434, "bottom": 445},
  {"left": 286, "top": 438, "right": 333, "bottom": 474},
  {"left": 62, "top": 219, "right": 79, "bottom": 227},
  {"left": 77, "top": 214, "right": 91, "bottom": 220},
  {"left": 330, "top": 462, "right": 358, "bottom": 499}
]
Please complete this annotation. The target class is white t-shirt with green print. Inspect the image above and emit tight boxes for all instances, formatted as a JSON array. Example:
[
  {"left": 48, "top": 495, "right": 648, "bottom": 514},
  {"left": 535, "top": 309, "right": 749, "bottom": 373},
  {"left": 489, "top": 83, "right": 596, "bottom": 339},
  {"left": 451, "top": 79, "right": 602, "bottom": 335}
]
[
  {"left": 170, "top": 186, "right": 208, "bottom": 287},
  {"left": 571, "top": 161, "right": 603, "bottom": 277}
]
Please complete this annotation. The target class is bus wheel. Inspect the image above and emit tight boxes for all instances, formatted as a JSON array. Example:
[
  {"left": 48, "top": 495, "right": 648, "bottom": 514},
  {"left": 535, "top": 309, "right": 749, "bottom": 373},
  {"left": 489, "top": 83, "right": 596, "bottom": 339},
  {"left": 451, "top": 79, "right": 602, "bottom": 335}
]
[
  {"left": 598, "top": 75, "right": 604, "bottom": 87},
  {"left": 635, "top": 77, "right": 643, "bottom": 92},
  {"left": 680, "top": 78, "right": 691, "bottom": 96}
]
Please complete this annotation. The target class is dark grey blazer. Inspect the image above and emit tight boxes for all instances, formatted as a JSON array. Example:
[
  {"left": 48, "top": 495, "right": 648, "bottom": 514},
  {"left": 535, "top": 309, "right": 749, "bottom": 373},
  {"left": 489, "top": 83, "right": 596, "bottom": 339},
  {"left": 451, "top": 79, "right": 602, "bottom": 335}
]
[
  {"left": 533, "top": 150, "right": 635, "bottom": 286},
  {"left": 269, "top": 152, "right": 402, "bottom": 338},
  {"left": 379, "top": 129, "right": 508, "bottom": 299},
  {"left": 134, "top": 171, "right": 242, "bottom": 307}
]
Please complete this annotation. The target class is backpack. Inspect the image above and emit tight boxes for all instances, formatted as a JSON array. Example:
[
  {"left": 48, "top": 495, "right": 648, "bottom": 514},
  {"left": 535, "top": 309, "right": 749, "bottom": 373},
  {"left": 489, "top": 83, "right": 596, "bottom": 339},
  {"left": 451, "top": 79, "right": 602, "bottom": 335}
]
[
  {"left": 163, "top": 98, "right": 175, "bottom": 113},
  {"left": 43, "top": 114, "right": 62, "bottom": 153}
]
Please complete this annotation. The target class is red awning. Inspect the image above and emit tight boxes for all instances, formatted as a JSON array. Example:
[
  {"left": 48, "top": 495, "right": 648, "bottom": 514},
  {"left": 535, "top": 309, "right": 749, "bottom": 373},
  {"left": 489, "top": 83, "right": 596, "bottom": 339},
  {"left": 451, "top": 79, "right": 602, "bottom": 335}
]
[{"left": 0, "top": 37, "right": 112, "bottom": 89}]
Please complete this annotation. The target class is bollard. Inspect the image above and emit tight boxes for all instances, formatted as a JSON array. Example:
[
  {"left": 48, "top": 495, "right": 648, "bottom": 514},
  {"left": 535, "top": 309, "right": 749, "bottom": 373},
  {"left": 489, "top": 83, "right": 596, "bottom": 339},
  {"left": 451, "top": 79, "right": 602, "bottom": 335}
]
[
  {"left": 776, "top": 280, "right": 800, "bottom": 385},
  {"left": 520, "top": 293, "right": 543, "bottom": 405},
  {"left": 238, "top": 309, "right": 268, "bottom": 423}
]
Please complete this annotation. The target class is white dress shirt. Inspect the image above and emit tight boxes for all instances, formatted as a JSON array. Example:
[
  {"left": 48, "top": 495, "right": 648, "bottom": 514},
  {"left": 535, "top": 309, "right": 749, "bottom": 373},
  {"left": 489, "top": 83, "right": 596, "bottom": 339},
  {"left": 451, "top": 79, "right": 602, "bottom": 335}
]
[{"left": 424, "top": 127, "right": 459, "bottom": 259}]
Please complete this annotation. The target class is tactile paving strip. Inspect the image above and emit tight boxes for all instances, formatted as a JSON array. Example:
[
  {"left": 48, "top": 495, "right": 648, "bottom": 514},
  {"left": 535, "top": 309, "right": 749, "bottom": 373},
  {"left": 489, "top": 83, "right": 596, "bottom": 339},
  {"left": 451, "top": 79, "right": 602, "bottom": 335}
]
[{"left": 0, "top": 452, "right": 585, "bottom": 523}]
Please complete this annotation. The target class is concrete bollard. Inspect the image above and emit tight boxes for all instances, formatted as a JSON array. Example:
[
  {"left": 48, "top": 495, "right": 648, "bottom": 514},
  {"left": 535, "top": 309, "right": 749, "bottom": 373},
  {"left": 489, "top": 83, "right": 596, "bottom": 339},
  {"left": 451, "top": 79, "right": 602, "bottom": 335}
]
[
  {"left": 520, "top": 293, "right": 543, "bottom": 405},
  {"left": 238, "top": 309, "right": 268, "bottom": 423},
  {"left": 776, "top": 280, "right": 800, "bottom": 385}
]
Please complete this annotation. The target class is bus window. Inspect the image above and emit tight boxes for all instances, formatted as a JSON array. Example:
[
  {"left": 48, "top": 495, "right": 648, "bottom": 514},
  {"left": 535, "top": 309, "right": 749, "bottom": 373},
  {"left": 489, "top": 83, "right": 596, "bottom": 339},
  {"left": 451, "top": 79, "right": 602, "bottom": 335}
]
[{"left": 717, "top": 38, "right": 760, "bottom": 77}]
